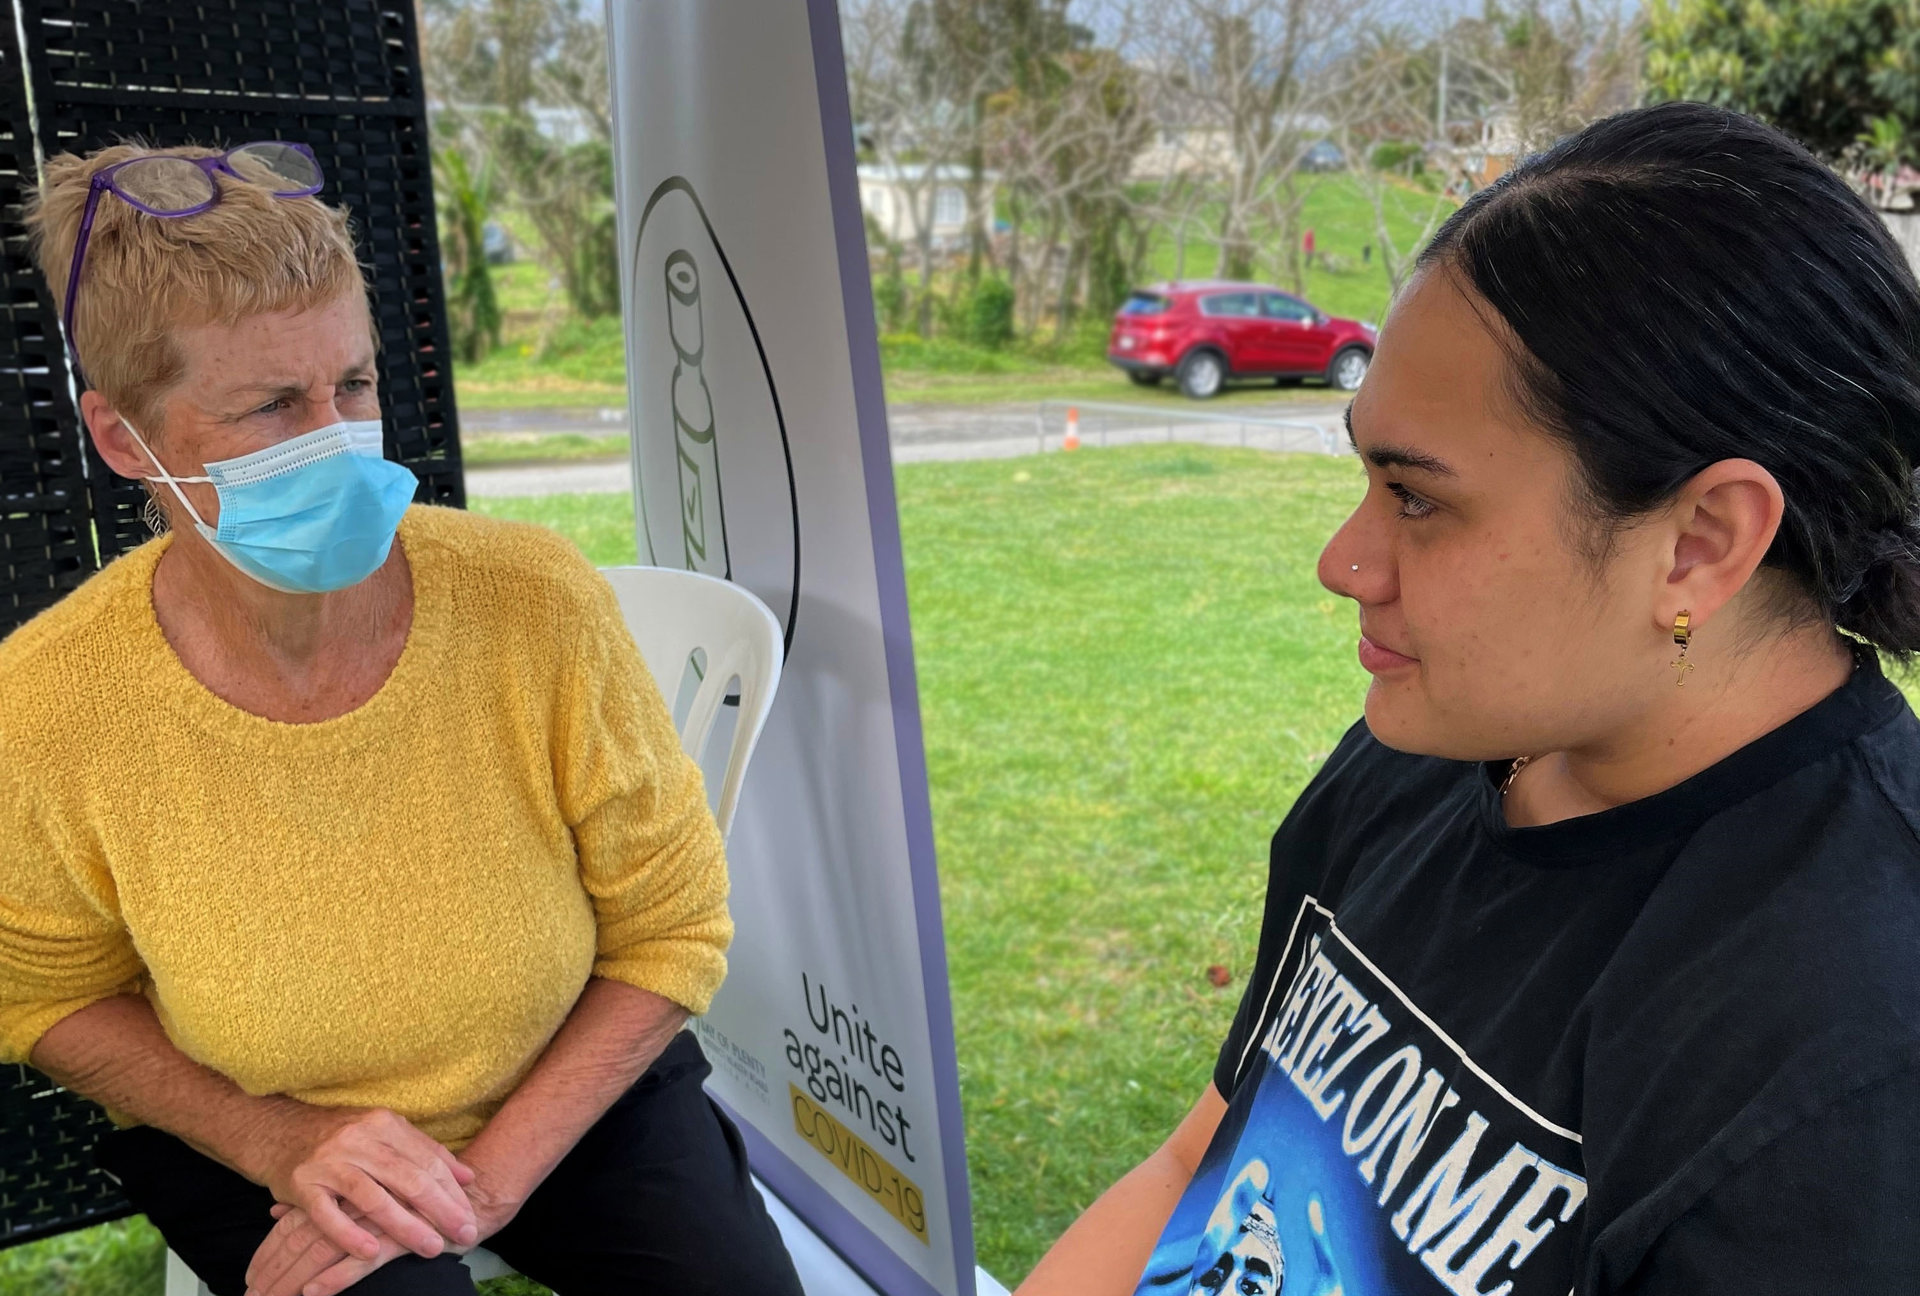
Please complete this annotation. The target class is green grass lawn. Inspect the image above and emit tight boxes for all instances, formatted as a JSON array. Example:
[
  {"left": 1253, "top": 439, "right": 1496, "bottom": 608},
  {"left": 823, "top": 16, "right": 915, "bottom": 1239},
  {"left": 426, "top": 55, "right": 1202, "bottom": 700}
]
[
  {"left": 0, "top": 1217, "right": 540, "bottom": 1296},
  {"left": 453, "top": 323, "right": 1361, "bottom": 418},
  {"left": 876, "top": 359, "right": 1360, "bottom": 409},
  {"left": 461, "top": 432, "right": 632, "bottom": 467},
  {"left": 454, "top": 312, "right": 628, "bottom": 410},
  {"left": 896, "top": 447, "right": 1369, "bottom": 1279}
]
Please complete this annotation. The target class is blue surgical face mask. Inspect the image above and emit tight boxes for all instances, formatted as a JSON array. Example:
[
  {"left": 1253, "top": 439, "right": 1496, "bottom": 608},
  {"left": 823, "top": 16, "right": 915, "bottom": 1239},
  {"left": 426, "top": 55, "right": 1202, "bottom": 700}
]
[{"left": 124, "top": 417, "right": 418, "bottom": 594}]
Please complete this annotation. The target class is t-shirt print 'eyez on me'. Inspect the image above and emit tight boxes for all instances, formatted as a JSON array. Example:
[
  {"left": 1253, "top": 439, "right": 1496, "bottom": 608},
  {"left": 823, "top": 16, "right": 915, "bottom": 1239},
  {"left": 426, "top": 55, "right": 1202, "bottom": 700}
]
[{"left": 1139, "top": 897, "right": 1585, "bottom": 1296}]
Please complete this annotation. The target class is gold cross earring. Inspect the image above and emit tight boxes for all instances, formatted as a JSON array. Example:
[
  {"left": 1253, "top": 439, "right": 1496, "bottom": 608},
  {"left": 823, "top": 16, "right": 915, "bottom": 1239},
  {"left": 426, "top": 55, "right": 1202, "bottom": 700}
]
[{"left": 1670, "top": 610, "right": 1694, "bottom": 687}]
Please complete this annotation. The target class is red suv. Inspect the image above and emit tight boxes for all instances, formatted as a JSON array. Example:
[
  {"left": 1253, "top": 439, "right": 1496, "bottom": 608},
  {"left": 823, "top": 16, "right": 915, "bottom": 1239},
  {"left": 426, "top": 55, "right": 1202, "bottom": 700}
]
[{"left": 1106, "top": 282, "right": 1377, "bottom": 399}]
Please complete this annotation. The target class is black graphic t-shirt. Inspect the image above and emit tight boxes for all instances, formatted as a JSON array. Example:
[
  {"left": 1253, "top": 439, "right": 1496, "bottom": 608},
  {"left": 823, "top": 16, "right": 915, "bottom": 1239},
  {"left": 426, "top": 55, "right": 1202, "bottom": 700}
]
[{"left": 1138, "top": 650, "right": 1920, "bottom": 1296}]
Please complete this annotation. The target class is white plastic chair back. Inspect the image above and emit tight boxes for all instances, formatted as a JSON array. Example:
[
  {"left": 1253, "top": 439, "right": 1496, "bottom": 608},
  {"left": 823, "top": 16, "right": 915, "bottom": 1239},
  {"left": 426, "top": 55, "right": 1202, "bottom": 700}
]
[{"left": 598, "top": 565, "right": 783, "bottom": 838}]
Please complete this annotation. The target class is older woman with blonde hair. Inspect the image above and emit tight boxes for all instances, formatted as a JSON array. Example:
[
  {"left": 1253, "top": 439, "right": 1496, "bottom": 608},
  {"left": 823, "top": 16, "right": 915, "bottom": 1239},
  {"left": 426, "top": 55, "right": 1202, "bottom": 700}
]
[{"left": 0, "top": 142, "right": 801, "bottom": 1296}]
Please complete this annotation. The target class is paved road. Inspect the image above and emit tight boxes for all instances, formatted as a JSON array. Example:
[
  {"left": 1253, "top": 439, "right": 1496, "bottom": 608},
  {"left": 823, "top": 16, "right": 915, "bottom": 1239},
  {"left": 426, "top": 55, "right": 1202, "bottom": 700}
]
[
  {"left": 467, "top": 459, "right": 634, "bottom": 497},
  {"left": 463, "top": 396, "right": 1353, "bottom": 498},
  {"left": 461, "top": 406, "right": 633, "bottom": 437}
]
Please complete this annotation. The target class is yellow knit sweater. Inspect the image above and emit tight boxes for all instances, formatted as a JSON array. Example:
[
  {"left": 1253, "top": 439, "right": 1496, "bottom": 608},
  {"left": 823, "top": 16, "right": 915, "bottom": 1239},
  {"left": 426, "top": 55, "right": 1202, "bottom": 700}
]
[{"left": 0, "top": 506, "right": 730, "bottom": 1148}]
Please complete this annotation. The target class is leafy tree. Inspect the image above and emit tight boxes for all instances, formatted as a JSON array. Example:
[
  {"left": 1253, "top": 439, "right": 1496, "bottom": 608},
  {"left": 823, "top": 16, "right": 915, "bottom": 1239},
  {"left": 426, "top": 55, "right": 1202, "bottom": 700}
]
[
  {"left": 903, "top": 0, "right": 1088, "bottom": 281},
  {"left": 1644, "top": 0, "right": 1920, "bottom": 168},
  {"left": 434, "top": 146, "right": 504, "bottom": 364},
  {"left": 424, "top": 0, "right": 622, "bottom": 320}
]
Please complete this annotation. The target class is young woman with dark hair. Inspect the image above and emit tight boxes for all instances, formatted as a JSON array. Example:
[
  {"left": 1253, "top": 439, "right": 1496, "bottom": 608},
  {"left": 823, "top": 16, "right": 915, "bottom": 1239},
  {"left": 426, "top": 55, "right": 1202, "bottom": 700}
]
[{"left": 1019, "top": 102, "right": 1920, "bottom": 1296}]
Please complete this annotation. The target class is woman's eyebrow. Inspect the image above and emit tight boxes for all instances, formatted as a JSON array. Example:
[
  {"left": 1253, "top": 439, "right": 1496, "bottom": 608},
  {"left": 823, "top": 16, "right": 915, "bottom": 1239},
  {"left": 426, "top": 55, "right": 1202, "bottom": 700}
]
[
  {"left": 224, "top": 364, "right": 372, "bottom": 400},
  {"left": 225, "top": 379, "right": 306, "bottom": 397},
  {"left": 1344, "top": 403, "right": 1456, "bottom": 477}
]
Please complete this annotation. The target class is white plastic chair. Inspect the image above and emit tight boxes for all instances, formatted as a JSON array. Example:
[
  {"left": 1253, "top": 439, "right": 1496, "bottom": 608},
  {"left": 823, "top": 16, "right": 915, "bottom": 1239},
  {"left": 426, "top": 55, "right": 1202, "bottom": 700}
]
[
  {"left": 597, "top": 564, "right": 784, "bottom": 839},
  {"left": 165, "top": 567, "right": 784, "bottom": 1296}
]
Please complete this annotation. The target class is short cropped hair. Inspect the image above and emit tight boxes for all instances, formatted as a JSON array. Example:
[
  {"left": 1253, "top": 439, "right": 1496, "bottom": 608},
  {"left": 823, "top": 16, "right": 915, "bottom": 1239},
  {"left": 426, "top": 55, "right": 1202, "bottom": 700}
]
[{"left": 25, "top": 143, "right": 366, "bottom": 432}]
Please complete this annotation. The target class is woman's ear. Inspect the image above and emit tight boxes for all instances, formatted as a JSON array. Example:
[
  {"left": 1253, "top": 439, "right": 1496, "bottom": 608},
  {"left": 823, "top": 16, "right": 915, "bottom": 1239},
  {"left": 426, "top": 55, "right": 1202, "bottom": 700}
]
[
  {"left": 80, "top": 389, "right": 154, "bottom": 481},
  {"left": 1656, "top": 458, "right": 1786, "bottom": 630}
]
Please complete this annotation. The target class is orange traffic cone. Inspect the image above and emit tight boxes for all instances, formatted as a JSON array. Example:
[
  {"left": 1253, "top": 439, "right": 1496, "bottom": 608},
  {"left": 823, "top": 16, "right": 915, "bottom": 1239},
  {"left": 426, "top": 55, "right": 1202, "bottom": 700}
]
[{"left": 1063, "top": 406, "right": 1081, "bottom": 451}]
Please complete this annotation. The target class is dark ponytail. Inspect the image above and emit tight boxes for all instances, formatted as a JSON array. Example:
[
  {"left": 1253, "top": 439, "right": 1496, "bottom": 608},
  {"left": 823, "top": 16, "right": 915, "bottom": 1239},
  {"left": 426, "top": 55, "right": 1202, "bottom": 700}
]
[
  {"left": 1840, "top": 499, "right": 1920, "bottom": 653},
  {"left": 1420, "top": 102, "right": 1920, "bottom": 657}
]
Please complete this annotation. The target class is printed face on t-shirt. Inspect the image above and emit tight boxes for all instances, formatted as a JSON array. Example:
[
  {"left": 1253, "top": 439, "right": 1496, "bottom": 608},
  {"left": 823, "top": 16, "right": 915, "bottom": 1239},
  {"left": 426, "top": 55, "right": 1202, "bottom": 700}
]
[
  {"left": 1189, "top": 1226, "right": 1282, "bottom": 1296},
  {"left": 1178, "top": 1159, "right": 1287, "bottom": 1296}
]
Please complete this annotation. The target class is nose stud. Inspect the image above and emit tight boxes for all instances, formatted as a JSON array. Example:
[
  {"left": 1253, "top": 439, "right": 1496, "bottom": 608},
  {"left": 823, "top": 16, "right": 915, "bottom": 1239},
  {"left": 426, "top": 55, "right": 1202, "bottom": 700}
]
[{"left": 1351, "top": 564, "right": 1359, "bottom": 571}]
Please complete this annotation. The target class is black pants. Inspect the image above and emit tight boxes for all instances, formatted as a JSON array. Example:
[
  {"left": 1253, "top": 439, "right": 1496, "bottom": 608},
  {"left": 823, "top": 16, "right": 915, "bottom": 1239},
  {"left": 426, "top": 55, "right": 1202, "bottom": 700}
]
[{"left": 97, "top": 1033, "right": 803, "bottom": 1296}]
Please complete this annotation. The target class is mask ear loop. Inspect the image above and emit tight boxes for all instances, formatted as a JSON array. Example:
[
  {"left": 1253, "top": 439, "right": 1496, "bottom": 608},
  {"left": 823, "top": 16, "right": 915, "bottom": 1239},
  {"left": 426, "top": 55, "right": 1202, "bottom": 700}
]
[
  {"left": 118, "top": 416, "right": 310, "bottom": 596},
  {"left": 120, "top": 417, "right": 216, "bottom": 533}
]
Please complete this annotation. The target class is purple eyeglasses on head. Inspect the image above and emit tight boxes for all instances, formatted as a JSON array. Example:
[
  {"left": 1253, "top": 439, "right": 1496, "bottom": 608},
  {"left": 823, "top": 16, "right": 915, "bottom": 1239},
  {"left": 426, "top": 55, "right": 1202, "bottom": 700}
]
[{"left": 61, "top": 142, "right": 325, "bottom": 385}]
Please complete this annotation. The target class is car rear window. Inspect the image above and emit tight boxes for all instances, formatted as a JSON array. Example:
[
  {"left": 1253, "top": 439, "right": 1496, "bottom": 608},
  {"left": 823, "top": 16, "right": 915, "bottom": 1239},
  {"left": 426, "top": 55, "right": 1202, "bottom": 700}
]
[{"left": 1119, "top": 292, "right": 1170, "bottom": 316}]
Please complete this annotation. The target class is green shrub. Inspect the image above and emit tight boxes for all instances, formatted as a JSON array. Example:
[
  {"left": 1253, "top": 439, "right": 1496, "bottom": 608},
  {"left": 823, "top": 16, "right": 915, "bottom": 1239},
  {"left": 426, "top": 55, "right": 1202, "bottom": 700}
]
[
  {"left": 0, "top": 1218, "right": 164, "bottom": 1296},
  {"left": 875, "top": 268, "right": 910, "bottom": 335},
  {"left": 1369, "top": 141, "right": 1426, "bottom": 173},
  {"left": 869, "top": 220, "right": 911, "bottom": 335},
  {"left": 880, "top": 333, "right": 1024, "bottom": 374},
  {"left": 1018, "top": 316, "right": 1111, "bottom": 368},
  {"left": 965, "top": 278, "right": 1017, "bottom": 350}
]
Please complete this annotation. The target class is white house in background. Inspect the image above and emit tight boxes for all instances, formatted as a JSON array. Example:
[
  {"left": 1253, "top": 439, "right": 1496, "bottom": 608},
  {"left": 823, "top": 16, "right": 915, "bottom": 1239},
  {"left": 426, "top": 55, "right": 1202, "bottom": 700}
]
[
  {"left": 1444, "top": 106, "right": 1526, "bottom": 191},
  {"left": 1127, "top": 112, "right": 1336, "bottom": 182},
  {"left": 529, "top": 104, "right": 595, "bottom": 147},
  {"left": 1130, "top": 126, "right": 1234, "bottom": 181},
  {"left": 857, "top": 164, "right": 995, "bottom": 247}
]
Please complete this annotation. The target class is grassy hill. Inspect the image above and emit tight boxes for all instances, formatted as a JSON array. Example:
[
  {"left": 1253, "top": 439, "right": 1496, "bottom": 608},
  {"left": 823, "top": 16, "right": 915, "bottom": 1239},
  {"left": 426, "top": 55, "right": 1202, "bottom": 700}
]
[{"left": 451, "top": 172, "right": 1453, "bottom": 410}]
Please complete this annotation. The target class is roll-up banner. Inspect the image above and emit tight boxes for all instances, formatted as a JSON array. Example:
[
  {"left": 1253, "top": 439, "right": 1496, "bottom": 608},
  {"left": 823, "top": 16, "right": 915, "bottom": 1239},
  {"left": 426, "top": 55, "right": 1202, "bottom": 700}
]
[{"left": 606, "top": 4, "right": 976, "bottom": 1295}]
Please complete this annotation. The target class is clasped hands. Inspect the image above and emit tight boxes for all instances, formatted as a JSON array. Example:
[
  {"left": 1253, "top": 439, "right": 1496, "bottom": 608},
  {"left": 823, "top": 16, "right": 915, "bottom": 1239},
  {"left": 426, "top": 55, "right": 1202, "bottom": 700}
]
[{"left": 242, "top": 1106, "right": 513, "bottom": 1296}]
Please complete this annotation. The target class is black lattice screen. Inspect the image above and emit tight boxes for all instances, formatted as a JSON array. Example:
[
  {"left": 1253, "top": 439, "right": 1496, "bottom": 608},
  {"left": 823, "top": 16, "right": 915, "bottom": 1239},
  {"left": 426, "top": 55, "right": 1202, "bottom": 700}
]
[
  {"left": 0, "top": 20, "right": 91, "bottom": 631},
  {"left": 4, "top": 0, "right": 464, "bottom": 602},
  {"left": 1, "top": 0, "right": 465, "bottom": 1251},
  {"left": 0, "top": 1065, "right": 128, "bottom": 1248}
]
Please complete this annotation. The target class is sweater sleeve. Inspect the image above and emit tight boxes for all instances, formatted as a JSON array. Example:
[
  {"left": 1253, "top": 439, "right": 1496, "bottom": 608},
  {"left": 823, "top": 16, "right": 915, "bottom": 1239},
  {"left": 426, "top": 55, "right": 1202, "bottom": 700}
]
[
  {"left": 0, "top": 756, "right": 147, "bottom": 1064},
  {"left": 553, "top": 568, "right": 733, "bottom": 1016}
]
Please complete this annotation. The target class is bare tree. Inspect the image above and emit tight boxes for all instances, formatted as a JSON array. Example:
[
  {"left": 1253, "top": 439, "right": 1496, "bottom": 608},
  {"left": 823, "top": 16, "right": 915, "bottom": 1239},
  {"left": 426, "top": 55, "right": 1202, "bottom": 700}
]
[
  {"left": 1330, "top": 24, "right": 1456, "bottom": 297},
  {"left": 1320, "top": 0, "right": 1638, "bottom": 303},
  {"left": 1443, "top": 0, "right": 1640, "bottom": 167},
  {"left": 1130, "top": 0, "right": 1376, "bottom": 287},
  {"left": 845, "top": 0, "right": 984, "bottom": 337},
  {"left": 905, "top": 1, "right": 1090, "bottom": 284},
  {"left": 984, "top": 18, "right": 1151, "bottom": 340},
  {"left": 849, "top": 0, "right": 1149, "bottom": 343}
]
